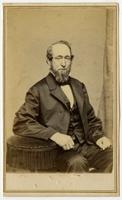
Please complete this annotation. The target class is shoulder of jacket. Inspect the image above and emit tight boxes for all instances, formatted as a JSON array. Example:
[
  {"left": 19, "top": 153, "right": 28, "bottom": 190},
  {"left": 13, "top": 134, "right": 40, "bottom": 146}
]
[
  {"left": 70, "top": 76, "right": 85, "bottom": 87},
  {"left": 26, "top": 77, "right": 47, "bottom": 95},
  {"left": 70, "top": 77, "right": 87, "bottom": 95}
]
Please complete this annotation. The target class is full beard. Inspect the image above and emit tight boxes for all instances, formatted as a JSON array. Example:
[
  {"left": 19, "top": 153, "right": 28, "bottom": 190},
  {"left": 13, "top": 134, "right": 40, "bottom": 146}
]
[{"left": 51, "top": 67, "right": 71, "bottom": 84}]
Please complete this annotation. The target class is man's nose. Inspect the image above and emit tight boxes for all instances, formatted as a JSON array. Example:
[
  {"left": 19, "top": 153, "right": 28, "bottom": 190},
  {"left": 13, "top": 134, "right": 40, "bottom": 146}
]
[{"left": 61, "top": 59, "right": 66, "bottom": 68}]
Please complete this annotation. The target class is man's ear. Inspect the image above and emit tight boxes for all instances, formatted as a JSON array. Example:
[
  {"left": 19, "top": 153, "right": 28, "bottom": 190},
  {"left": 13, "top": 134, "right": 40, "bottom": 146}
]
[
  {"left": 71, "top": 55, "right": 74, "bottom": 61},
  {"left": 46, "top": 58, "right": 51, "bottom": 65}
]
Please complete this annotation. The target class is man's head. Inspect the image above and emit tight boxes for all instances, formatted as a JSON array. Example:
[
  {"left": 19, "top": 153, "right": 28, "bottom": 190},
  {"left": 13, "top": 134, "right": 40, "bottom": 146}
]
[{"left": 46, "top": 40, "right": 74, "bottom": 84}]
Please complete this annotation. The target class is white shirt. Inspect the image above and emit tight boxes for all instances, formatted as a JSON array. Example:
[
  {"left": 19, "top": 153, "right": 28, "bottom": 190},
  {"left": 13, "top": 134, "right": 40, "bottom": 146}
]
[{"left": 61, "top": 85, "right": 74, "bottom": 108}]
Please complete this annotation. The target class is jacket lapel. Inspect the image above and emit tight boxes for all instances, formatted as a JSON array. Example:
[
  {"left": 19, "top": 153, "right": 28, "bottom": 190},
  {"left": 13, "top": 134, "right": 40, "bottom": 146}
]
[
  {"left": 70, "top": 78, "right": 84, "bottom": 119},
  {"left": 46, "top": 73, "right": 70, "bottom": 110},
  {"left": 70, "top": 80, "right": 88, "bottom": 137}
]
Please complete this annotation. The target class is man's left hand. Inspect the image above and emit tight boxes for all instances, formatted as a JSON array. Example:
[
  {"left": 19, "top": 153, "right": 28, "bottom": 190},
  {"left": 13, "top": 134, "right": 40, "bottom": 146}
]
[{"left": 96, "top": 136, "right": 111, "bottom": 150}]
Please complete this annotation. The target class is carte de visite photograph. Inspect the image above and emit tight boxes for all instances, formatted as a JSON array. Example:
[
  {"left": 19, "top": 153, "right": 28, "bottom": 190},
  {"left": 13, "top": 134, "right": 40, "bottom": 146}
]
[{"left": 3, "top": 3, "right": 119, "bottom": 196}]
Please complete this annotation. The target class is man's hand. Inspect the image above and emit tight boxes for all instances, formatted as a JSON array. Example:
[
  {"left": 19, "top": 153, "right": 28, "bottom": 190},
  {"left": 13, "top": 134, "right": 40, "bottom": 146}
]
[
  {"left": 96, "top": 136, "right": 111, "bottom": 150},
  {"left": 50, "top": 132, "right": 74, "bottom": 150}
]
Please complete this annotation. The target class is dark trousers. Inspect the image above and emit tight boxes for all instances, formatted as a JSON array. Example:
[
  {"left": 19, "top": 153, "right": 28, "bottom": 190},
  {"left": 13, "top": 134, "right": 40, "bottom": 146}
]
[{"left": 56, "top": 143, "right": 113, "bottom": 173}]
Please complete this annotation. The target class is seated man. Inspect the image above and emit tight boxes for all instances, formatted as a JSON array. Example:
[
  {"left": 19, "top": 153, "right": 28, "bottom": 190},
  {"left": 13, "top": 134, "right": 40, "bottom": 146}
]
[{"left": 13, "top": 40, "right": 113, "bottom": 172}]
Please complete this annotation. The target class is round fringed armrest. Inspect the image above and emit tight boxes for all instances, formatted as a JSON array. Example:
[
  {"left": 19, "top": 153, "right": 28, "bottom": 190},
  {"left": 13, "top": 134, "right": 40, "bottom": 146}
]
[{"left": 6, "top": 135, "right": 59, "bottom": 172}]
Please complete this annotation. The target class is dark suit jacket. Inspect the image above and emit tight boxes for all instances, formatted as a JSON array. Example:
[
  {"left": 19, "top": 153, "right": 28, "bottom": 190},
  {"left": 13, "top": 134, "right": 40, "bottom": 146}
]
[{"left": 13, "top": 73, "right": 104, "bottom": 144}]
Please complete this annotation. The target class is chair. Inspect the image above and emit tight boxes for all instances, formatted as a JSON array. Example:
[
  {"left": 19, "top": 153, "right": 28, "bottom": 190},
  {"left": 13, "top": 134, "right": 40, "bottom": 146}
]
[{"left": 6, "top": 135, "right": 60, "bottom": 172}]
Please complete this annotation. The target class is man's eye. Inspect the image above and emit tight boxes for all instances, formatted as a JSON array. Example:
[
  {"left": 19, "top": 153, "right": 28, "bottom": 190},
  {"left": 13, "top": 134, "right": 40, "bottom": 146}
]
[
  {"left": 65, "top": 56, "right": 71, "bottom": 60},
  {"left": 55, "top": 56, "right": 62, "bottom": 60}
]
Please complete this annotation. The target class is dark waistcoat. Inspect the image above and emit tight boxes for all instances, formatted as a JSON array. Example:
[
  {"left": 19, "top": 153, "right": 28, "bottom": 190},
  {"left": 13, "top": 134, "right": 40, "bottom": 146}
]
[{"left": 65, "top": 94, "right": 85, "bottom": 145}]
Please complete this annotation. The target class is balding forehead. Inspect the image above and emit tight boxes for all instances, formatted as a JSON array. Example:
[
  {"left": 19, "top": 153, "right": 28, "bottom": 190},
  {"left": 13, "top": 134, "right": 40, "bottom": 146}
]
[{"left": 52, "top": 43, "right": 71, "bottom": 56}]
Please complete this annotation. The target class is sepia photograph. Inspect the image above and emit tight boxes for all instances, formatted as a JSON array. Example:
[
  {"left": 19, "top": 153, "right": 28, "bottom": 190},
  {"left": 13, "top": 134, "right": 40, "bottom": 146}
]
[{"left": 3, "top": 3, "right": 119, "bottom": 196}]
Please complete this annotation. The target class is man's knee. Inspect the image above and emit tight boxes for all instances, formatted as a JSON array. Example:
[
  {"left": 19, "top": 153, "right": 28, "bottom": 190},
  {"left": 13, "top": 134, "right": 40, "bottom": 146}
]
[
  {"left": 56, "top": 150, "right": 89, "bottom": 172},
  {"left": 92, "top": 146, "right": 113, "bottom": 172},
  {"left": 104, "top": 146, "right": 113, "bottom": 172},
  {"left": 65, "top": 154, "right": 89, "bottom": 172},
  {"left": 102, "top": 146, "right": 113, "bottom": 164}
]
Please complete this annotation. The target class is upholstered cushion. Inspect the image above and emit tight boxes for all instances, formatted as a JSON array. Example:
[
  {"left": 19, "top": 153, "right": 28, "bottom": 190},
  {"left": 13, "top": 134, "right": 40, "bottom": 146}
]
[{"left": 7, "top": 135, "right": 59, "bottom": 171}]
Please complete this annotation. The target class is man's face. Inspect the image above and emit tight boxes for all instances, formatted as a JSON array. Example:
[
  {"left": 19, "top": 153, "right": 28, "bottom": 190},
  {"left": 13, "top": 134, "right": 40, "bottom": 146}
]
[{"left": 49, "top": 43, "right": 72, "bottom": 83}]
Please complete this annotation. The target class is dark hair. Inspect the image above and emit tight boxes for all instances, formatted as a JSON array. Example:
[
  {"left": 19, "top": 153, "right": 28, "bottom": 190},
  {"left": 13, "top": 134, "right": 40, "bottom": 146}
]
[{"left": 46, "top": 40, "right": 74, "bottom": 61}]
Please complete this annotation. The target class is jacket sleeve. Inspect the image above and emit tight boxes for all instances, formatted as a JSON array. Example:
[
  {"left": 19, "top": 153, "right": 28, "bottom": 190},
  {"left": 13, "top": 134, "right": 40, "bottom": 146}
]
[
  {"left": 82, "top": 83, "right": 104, "bottom": 143},
  {"left": 13, "top": 86, "right": 57, "bottom": 140}
]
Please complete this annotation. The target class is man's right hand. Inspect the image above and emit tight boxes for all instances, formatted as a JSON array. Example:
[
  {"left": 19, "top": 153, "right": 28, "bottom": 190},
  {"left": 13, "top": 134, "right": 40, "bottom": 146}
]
[{"left": 50, "top": 132, "right": 74, "bottom": 150}]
